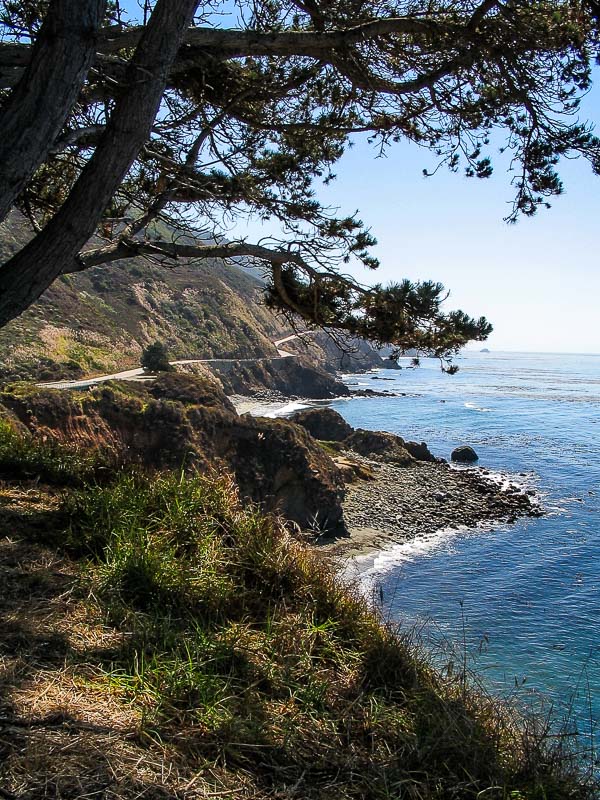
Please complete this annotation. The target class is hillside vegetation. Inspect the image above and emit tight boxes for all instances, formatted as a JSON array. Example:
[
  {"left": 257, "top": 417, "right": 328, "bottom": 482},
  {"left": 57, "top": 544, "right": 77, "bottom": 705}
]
[{"left": 0, "top": 215, "right": 392, "bottom": 383}]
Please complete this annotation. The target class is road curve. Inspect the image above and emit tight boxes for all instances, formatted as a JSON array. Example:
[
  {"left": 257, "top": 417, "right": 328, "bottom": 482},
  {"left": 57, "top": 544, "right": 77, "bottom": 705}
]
[
  {"left": 273, "top": 330, "right": 316, "bottom": 357},
  {"left": 36, "top": 332, "right": 313, "bottom": 391}
]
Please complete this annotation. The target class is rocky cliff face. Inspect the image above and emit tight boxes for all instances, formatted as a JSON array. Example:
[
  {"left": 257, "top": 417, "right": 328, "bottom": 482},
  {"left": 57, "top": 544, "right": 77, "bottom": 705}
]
[
  {"left": 0, "top": 375, "right": 346, "bottom": 535},
  {"left": 204, "top": 357, "right": 351, "bottom": 399},
  {"left": 291, "top": 407, "right": 437, "bottom": 465},
  {"left": 278, "top": 331, "right": 401, "bottom": 373}
]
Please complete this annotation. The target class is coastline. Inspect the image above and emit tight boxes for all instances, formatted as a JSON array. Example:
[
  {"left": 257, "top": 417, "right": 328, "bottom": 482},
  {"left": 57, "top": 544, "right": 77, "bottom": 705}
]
[
  {"left": 228, "top": 390, "right": 542, "bottom": 560},
  {"left": 329, "top": 456, "right": 541, "bottom": 559},
  {"left": 229, "top": 391, "right": 345, "bottom": 418}
]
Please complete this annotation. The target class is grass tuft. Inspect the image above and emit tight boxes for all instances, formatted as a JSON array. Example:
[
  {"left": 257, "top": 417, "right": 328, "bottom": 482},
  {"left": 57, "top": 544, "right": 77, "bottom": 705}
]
[{"left": 0, "top": 419, "right": 110, "bottom": 485}]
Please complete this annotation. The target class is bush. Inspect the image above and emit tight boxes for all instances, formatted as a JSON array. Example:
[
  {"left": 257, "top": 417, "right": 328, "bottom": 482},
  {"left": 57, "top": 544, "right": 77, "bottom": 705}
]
[{"left": 140, "top": 341, "right": 173, "bottom": 373}]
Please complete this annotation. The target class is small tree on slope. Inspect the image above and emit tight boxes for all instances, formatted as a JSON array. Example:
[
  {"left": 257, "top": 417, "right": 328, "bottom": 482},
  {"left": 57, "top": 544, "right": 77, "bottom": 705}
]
[{"left": 140, "top": 341, "right": 173, "bottom": 374}]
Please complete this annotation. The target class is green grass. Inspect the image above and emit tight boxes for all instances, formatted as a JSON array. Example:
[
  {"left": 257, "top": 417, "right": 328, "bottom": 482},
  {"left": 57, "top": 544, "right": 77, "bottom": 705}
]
[
  {"left": 317, "top": 439, "right": 344, "bottom": 456},
  {"left": 0, "top": 419, "right": 111, "bottom": 485},
  {"left": 58, "top": 469, "right": 596, "bottom": 799}
]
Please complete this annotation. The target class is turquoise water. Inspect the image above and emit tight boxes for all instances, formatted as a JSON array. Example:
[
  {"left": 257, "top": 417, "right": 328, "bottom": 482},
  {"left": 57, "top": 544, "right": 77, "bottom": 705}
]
[{"left": 331, "top": 351, "right": 600, "bottom": 758}]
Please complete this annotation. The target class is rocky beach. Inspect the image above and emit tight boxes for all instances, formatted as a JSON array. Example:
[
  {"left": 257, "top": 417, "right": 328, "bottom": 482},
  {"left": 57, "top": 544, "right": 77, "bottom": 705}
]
[{"left": 336, "top": 457, "right": 542, "bottom": 557}]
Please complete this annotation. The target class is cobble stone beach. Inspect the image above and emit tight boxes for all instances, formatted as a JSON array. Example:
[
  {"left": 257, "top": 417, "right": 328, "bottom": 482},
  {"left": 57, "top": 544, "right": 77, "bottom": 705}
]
[{"left": 334, "top": 456, "right": 541, "bottom": 556}]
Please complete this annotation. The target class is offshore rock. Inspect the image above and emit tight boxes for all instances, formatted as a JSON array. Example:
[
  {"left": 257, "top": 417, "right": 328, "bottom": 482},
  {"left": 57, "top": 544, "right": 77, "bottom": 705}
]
[{"left": 451, "top": 445, "right": 479, "bottom": 463}]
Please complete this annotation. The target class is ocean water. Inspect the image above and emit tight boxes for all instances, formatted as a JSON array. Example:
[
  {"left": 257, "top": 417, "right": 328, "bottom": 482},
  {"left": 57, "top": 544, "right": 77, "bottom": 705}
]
[{"left": 331, "top": 351, "right": 600, "bottom": 757}]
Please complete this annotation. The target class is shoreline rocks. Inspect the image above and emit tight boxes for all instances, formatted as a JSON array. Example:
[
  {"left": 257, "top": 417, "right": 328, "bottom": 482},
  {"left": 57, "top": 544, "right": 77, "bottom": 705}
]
[
  {"left": 322, "top": 456, "right": 542, "bottom": 556},
  {"left": 203, "top": 388, "right": 543, "bottom": 557},
  {"left": 286, "top": 406, "right": 541, "bottom": 557}
]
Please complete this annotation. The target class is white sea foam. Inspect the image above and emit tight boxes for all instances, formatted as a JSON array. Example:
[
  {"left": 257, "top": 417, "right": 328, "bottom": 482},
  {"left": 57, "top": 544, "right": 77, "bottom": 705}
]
[
  {"left": 349, "top": 518, "right": 515, "bottom": 587},
  {"left": 450, "top": 463, "right": 535, "bottom": 491},
  {"left": 354, "top": 526, "right": 470, "bottom": 579},
  {"left": 261, "top": 395, "right": 351, "bottom": 418},
  {"left": 464, "top": 401, "right": 492, "bottom": 412},
  {"left": 344, "top": 465, "right": 545, "bottom": 585},
  {"left": 263, "top": 400, "right": 312, "bottom": 418}
]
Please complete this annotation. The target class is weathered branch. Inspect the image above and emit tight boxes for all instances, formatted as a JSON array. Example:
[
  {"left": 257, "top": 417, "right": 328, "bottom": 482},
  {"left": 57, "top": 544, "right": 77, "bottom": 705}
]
[
  {"left": 74, "top": 237, "right": 311, "bottom": 271},
  {"left": 98, "top": 15, "right": 453, "bottom": 56},
  {"left": 49, "top": 125, "right": 106, "bottom": 155},
  {"left": 0, "top": 0, "right": 106, "bottom": 223},
  {"left": 0, "top": 9, "right": 490, "bottom": 91}
]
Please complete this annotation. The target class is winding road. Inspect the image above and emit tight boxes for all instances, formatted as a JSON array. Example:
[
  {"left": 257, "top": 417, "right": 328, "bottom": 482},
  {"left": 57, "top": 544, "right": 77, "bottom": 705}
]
[{"left": 37, "top": 333, "right": 315, "bottom": 390}]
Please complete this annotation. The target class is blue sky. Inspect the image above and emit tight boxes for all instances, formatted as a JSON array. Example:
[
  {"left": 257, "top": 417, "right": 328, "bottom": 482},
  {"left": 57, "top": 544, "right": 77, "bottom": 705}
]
[
  {"left": 121, "top": 1, "right": 600, "bottom": 353},
  {"left": 315, "top": 128, "right": 600, "bottom": 354}
]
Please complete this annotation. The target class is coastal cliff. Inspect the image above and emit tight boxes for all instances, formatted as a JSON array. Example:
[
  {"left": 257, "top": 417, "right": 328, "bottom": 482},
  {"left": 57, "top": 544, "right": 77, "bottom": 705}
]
[
  {"left": 0, "top": 375, "right": 346, "bottom": 535},
  {"left": 0, "top": 377, "right": 540, "bottom": 547}
]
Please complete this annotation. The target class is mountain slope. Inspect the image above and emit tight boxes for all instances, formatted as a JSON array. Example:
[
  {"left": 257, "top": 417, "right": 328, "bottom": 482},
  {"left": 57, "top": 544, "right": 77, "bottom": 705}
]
[
  {"left": 0, "top": 215, "right": 397, "bottom": 382},
  {"left": 0, "top": 215, "right": 286, "bottom": 380}
]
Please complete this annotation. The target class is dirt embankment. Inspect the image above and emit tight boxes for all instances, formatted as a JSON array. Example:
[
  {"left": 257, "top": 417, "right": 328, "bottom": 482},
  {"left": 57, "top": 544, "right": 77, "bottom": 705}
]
[{"left": 0, "top": 374, "right": 345, "bottom": 536}]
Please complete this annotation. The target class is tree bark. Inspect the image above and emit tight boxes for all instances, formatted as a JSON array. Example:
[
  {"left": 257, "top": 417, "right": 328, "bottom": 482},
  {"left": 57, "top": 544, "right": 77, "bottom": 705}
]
[
  {"left": 0, "top": 0, "right": 106, "bottom": 223},
  {"left": 0, "top": 0, "right": 199, "bottom": 328}
]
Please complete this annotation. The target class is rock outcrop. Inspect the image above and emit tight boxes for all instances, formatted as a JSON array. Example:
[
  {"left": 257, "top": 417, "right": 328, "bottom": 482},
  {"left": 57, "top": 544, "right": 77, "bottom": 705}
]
[
  {"left": 291, "top": 407, "right": 438, "bottom": 466},
  {"left": 344, "top": 429, "right": 415, "bottom": 466},
  {"left": 291, "top": 407, "right": 353, "bottom": 442},
  {"left": 403, "top": 440, "right": 437, "bottom": 462},
  {"left": 451, "top": 445, "right": 479, "bottom": 463},
  {"left": 209, "top": 357, "right": 351, "bottom": 399},
  {"left": 0, "top": 376, "right": 346, "bottom": 535},
  {"left": 148, "top": 371, "right": 236, "bottom": 412}
]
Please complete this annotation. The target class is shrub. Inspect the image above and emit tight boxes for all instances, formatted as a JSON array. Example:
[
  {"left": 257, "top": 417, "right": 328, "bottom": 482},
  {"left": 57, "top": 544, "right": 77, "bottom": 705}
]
[{"left": 140, "top": 341, "right": 173, "bottom": 373}]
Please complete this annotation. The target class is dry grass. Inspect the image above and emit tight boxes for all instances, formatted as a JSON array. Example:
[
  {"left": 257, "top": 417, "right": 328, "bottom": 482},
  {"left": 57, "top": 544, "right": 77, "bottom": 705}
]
[
  {"left": 0, "top": 469, "right": 596, "bottom": 800},
  {"left": 0, "top": 487, "right": 251, "bottom": 799}
]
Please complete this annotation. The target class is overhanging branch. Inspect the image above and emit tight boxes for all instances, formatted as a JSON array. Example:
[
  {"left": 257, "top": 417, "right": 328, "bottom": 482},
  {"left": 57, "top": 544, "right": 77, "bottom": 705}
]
[{"left": 74, "top": 237, "right": 312, "bottom": 271}]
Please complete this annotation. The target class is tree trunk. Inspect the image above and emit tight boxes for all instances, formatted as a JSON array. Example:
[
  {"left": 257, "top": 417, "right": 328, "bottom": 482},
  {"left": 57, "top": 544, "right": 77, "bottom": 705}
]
[
  {"left": 0, "top": 0, "right": 199, "bottom": 328},
  {"left": 0, "top": 0, "right": 106, "bottom": 223}
]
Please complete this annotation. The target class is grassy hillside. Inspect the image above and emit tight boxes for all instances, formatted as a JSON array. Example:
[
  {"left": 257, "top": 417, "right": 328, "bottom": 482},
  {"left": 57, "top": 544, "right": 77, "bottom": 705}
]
[
  {"left": 0, "top": 215, "right": 286, "bottom": 381},
  {"left": 0, "top": 421, "right": 594, "bottom": 799}
]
